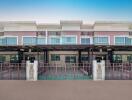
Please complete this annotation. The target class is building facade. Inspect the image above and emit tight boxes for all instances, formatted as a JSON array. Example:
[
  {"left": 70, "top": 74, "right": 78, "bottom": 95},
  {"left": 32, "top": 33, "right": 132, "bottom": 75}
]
[{"left": 0, "top": 21, "right": 132, "bottom": 64}]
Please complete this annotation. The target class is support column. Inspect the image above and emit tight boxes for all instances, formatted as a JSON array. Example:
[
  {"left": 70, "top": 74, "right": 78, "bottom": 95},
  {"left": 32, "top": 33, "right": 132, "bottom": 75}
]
[
  {"left": 26, "top": 60, "right": 38, "bottom": 81},
  {"left": 93, "top": 60, "right": 105, "bottom": 80},
  {"left": 18, "top": 50, "right": 24, "bottom": 63},
  {"left": 78, "top": 50, "right": 81, "bottom": 63},
  {"left": 108, "top": 49, "right": 113, "bottom": 63},
  {"left": 45, "top": 50, "right": 48, "bottom": 63}
]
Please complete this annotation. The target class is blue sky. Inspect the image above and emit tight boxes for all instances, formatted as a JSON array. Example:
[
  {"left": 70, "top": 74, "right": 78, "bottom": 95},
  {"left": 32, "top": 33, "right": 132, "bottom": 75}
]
[{"left": 0, "top": 0, "right": 132, "bottom": 23}]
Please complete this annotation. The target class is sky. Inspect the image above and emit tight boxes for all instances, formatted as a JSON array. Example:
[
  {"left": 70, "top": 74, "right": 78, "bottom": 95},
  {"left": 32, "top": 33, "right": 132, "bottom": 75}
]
[{"left": 0, "top": 0, "right": 132, "bottom": 24}]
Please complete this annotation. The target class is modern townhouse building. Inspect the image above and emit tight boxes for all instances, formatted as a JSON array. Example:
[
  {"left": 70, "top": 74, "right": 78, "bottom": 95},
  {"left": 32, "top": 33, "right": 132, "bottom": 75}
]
[{"left": 0, "top": 20, "right": 132, "bottom": 80}]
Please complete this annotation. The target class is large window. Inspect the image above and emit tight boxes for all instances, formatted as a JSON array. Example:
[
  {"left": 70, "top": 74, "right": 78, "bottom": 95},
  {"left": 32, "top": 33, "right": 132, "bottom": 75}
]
[
  {"left": 115, "top": 37, "right": 126, "bottom": 45},
  {"left": 6, "top": 37, "right": 17, "bottom": 45},
  {"left": 37, "top": 37, "right": 46, "bottom": 45},
  {"left": 62, "top": 36, "right": 76, "bottom": 44},
  {"left": 23, "top": 37, "right": 36, "bottom": 45},
  {"left": 51, "top": 54, "right": 60, "bottom": 61},
  {"left": 94, "top": 37, "right": 109, "bottom": 45},
  {"left": 49, "top": 37, "right": 60, "bottom": 44},
  {"left": 81, "top": 38, "right": 90, "bottom": 44}
]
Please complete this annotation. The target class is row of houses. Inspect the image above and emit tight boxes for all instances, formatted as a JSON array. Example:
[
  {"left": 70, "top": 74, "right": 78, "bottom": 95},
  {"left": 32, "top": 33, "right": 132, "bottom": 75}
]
[{"left": 0, "top": 20, "right": 132, "bottom": 64}]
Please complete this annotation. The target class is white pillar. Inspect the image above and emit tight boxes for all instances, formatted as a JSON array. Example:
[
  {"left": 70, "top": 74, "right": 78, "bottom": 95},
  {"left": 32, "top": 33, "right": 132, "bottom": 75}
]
[
  {"left": 26, "top": 60, "right": 38, "bottom": 81},
  {"left": 93, "top": 60, "right": 105, "bottom": 80}
]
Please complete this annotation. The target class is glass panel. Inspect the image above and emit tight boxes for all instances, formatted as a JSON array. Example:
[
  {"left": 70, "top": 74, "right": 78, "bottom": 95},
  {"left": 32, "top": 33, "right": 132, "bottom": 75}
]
[
  {"left": 62, "top": 37, "right": 76, "bottom": 44},
  {"left": 10, "top": 55, "right": 19, "bottom": 63},
  {"left": 23, "top": 37, "right": 36, "bottom": 45},
  {"left": 0, "top": 55, "right": 6, "bottom": 63},
  {"left": 65, "top": 56, "right": 76, "bottom": 63},
  {"left": 94, "top": 37, "right": 108, "bottom": 45},
  {"left": 113, "top": 55, "right": 122, "bottom": 63},
  {"left": 6, "top": 37, "right": 17, "bottom": 45},
  {"left": 115, "top": 37, "right": 125, "bottom": 45},
  {"left": 37, "top": 38, "right": 46, "bottom": 45},
  {"left": 0, "top": 38, "right": 6, "bottom": 45},
  {"left": 51, "top": 54, "right": 60, "bottom": 61},
  {"left": 81, "top": 38, "right": 90, "bottom": 44},
  {"left": 49, "top": 37, "right": 60, "bottom": 44}
]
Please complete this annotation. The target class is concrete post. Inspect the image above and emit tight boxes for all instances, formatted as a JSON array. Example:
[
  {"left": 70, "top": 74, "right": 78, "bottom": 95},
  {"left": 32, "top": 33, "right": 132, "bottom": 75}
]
[
  {"left": 26, "top": 60, "right": 38, "bottom": 81},
  {"left": 93, "top": 60, "right": 105, "bottom": 80}
]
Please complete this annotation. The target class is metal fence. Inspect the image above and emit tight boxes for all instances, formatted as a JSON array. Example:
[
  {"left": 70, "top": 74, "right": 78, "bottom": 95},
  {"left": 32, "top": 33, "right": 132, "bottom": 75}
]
[
  {"left": 38, "top": 63, "right": 92, "bottom": 80},
  {"left": 0, "top": 63, "right": 26, "bottom": 80},
  {"left": 105, "top": 63, "right": 132, "bottom": 80}
]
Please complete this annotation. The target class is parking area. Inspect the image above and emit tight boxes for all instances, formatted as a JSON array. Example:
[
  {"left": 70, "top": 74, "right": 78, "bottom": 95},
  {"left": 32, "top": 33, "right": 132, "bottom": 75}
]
[{"left": 0, "top": 80, "right": 132, "bottom": 100}]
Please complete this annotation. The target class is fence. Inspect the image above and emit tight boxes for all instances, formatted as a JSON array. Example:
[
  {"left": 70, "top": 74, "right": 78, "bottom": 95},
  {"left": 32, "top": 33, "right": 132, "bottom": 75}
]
[
  {"left": 105, "top": 63, "right": 132, "bottom": 80},
  {"left": 38, "top": 63, "right": 92, "bottom": 80},
  {"left": 0, "top": 63, "right": 26, "bottom": 80}
]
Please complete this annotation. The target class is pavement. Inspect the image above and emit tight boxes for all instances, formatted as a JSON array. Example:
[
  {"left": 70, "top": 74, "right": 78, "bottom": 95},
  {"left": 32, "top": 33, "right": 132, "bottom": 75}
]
[{"left": 0, "top": 80, "right": 132, "bottom": 100}]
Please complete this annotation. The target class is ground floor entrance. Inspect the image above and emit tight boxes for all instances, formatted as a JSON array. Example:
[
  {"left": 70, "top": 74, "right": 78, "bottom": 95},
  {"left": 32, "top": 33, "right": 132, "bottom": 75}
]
[{"left": 0, "top": 45, "right": 132, "bottom": 80}]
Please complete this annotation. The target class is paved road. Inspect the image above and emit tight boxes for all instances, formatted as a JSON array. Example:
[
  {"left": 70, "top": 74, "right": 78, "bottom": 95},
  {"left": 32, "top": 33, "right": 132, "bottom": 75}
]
[{"left": 0, "top": 80, "right": 132, "bottom": 100}]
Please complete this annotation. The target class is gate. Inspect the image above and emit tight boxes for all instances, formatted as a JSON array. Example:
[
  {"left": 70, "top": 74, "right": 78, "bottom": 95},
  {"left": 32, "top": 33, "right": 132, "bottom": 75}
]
[
  {"left": 38, "top": 63, "right": 92, "bottom": 80},
  {"left": 105, "top": 63, "right": 132, "bottom": 80},
  {"left": 0, "top": 63, "right": 26, "bottom": 80}
]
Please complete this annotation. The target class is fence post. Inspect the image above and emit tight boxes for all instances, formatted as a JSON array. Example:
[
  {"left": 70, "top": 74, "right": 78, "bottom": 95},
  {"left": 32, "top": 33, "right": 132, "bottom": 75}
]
[
  {"left": 93, "top": 60, "right": 105, "bottom": 80},
  {"left": 26, "top": 60, "right": 38, "bottom": 81}
]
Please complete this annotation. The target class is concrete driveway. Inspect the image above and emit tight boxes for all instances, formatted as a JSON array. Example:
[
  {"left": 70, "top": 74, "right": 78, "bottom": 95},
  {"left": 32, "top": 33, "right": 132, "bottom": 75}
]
[{"left": 0, "top": 80, "right": 132, "bottom": 100}]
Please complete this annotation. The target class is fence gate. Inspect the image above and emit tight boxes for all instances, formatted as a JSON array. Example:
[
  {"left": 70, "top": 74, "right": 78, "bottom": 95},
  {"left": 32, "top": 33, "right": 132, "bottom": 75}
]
[
  {"left": 38, "top": 63, "right": 92, "bottom": 80},
  {"left": 105, "top": 63, "right": 132, "bottom": 80}
]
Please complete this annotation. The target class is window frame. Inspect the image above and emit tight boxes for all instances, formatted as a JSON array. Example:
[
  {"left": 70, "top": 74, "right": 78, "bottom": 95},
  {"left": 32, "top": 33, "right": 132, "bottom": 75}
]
[
  {"left": 61, "top": 35, "right": 77, "bottom": 45},
  {"left": 22, "top": 36, "right": 37, "bottom": 45},
  {"left": 114, "top": 35, "right": 128, "bottom": 45},
  {"left": 94, "top": 35, "right": 110, "bottom": 45}
]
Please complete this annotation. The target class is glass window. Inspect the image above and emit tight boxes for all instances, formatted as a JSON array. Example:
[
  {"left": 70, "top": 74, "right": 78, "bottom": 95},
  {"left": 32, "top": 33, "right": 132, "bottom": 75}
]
[
  {"left": 0, "top": 55, "right": 6, "bottom": 63},
  {"left": 49, "top": 37, "right": 60, "bottom": 44},
  {"left": 0, "top": 38, "right": 6, "bottom": 45},
  {"left": 37, "top": 37, "right": 46, "bottom": 45},
  {"left": 81, "top": 38, "right": 90, "bottom": 44},
  {"left": 81, "top": 55, "right": 89, "bottom": 62},
  {"left": 127, "top": 55, "right": 132, "bottom": 63},
  {"left": 113, "top": 55, "right": 122, "bottom": 63},
  {"left": 65, "top": 56, "right": 76, "bottom": 63},
  {"left": 94, "top": 37, "right": 108, "bottom": 45},
  {"left": 6, "top": 37, "right": 17, "bottom": 45},
  {"left": 115, "top": 37, "right": 126, "bottom": 45},
  {"left": 23, "top": 37, "right": 36, "bottom": 45},
  {"left": 62, "top": 36, "right": 76, "bottom": 44},
  {"left": 10, "top": 55, "right": 19, "bottom": 63},
  {"left": 51, "top": 54, "right": 60, "bottom": 61}
]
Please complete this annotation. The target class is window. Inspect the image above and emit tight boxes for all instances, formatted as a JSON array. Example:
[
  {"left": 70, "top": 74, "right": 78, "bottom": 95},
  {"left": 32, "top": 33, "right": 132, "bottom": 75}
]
[
  {"left": 81, "top": 38, "right": 90, "bottom": 44},
  {"left": 51, "top": 54, "right": 60, "bottom": 61},
  {"left": 115, "top": 37, "right": 126, "bottom": 45},
  {"left": 62, "top": 36, "right": 76, "bottom": 44},
  {"left": 65, "top": 56, "right": 76, "bottom": 63},
  {"left": 10, "top": 55, "right": 19, "bottom": 63},
  {"left": 37, "top": 37, "right": 46, "bottom": 45},
  {"left": 23, "top": 37, "right": 36, "bottom": 45},
  {"left": 81, "top": 55, "right": 89, "bottom": 62},
  {"left": 0, "top": 37, "right": 6, "bottom": 45},
  {"left": 6, "top": 37, "right": 17, "bottom": 45},
  {"left": 94, "top": 37, "right": 109, "bottom": 45},
  {"left": 113, "top": 55, "right": 122, "bottom": 63},
  {"left": 49, "top": 37, "right": 60, "bottom": 44},
  {"left": 0, "top": 55, "right": 6, "bottom": 63}
]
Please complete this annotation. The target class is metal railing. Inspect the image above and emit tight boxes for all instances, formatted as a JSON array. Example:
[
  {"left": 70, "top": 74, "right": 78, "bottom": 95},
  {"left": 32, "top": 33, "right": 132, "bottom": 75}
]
[
  {"left": 105, "top": 63, "right": 132, "bottom": 80},
  {"left": 38, "top": 63, "right": 92, "bottom": 80},
  {"left": 0, "top": 63, "right": 26, "bottom": 80}
]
